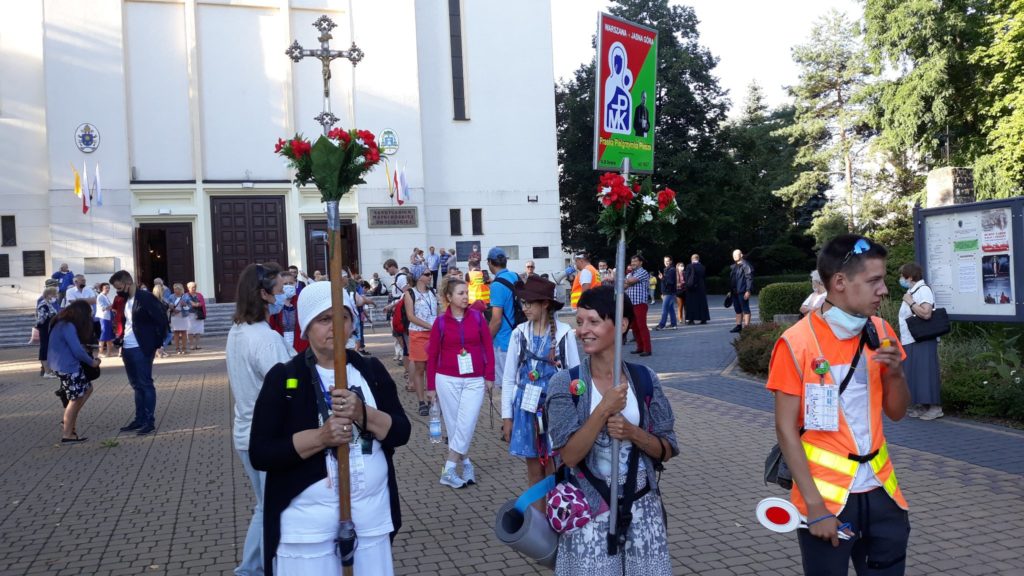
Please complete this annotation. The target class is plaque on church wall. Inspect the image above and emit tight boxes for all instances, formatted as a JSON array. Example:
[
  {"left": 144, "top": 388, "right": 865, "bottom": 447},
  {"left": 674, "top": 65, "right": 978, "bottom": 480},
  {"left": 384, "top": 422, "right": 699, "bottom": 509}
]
[
  {"left": 22, "top": 250, "right": 46, "bottom": 277},
  {"left": 367, "top": 207, "right": 418, "bottom": 229}
]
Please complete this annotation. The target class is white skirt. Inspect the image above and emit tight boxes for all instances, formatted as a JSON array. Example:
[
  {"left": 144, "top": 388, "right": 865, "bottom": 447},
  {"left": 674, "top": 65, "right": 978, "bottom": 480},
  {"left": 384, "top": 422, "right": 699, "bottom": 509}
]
[
  {"left": 170, "top": 315, "right": 189, "bottom": 332},
  {"left": 275, "top": 533, "right": 394, "bottom": 576},
  {"left": 187, "top": 316, "right": 204, "bottom": 335}
]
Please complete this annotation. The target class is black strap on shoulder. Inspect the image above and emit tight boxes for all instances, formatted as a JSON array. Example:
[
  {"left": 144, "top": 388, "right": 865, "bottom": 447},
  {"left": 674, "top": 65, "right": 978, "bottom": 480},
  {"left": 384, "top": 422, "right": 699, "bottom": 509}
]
[{"left": 492, "top": 275, "right": 518, "bottom": 328}]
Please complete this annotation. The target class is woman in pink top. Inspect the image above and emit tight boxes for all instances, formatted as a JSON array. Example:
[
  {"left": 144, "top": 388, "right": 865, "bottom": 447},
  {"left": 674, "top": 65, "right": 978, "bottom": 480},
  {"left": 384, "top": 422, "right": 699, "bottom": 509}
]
[{"left": 426, "top": 278, "right": 495, "bottom": 489}]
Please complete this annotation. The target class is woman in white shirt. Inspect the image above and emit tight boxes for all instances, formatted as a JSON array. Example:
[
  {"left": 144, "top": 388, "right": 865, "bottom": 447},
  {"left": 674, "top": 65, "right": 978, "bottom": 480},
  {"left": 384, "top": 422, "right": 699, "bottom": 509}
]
[
  {"left": 799, "top": 270, "right": 828, "bottom": 316},
  {"left": 249, "top": 281, "right": 410, "bottom": 576},
  {"left": 404, "top": 268, "right": 438, "bottom": 416},
  {"left": 95, "top": 283, "right": 115, "bottom": 357},
  {"left": 897, "top": 262, "right": 941, "bottom": 420},
  {"left": 226, "top": 263, "right": 294, "bottom": 576}
]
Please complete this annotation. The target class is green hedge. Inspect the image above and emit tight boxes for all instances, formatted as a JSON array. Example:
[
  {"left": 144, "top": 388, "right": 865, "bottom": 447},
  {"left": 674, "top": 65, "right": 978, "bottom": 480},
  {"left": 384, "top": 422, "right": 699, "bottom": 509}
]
[
  {"left": 705, "top": 272, "right": 810, "bottom": 295},
  {"left": 731, "top": 322, "right": 786, "bottom": 377},
  {"left": 759, "top": 282, "right": 811, "bottom": 322}
]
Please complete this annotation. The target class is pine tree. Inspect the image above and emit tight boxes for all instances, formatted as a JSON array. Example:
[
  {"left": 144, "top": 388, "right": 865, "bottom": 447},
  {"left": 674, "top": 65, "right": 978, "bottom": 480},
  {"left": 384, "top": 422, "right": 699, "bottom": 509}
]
[{"left": 775, "top": 10, "right": 871, "bottom": 233}]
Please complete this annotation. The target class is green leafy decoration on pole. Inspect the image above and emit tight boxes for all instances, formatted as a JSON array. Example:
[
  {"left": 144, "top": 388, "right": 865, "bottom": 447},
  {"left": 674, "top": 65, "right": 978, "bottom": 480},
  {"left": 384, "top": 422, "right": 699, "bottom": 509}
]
[{"left": 275, "top": 128, "right": 382, "bottom": 202}]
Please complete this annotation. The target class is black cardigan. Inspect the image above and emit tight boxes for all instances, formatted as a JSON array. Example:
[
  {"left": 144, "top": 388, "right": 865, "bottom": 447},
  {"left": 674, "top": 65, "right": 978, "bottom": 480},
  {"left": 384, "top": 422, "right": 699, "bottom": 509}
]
[{"left": 249, "top": 350, "right": 411, "bottom": 575}]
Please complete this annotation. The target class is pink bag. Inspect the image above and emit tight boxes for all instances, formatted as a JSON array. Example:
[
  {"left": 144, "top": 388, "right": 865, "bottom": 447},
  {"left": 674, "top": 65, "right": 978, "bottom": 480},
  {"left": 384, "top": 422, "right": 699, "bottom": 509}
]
[{"left": 546, "top": 480, "right": 592, "bottom": 534}]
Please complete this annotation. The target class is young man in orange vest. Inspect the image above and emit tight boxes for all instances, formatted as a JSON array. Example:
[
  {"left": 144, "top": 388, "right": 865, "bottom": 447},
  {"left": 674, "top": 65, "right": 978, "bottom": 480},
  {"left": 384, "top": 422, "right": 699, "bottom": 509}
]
[
  {"left": 570, "top": 253, "right": 599, "bottom": 310},
  {"left": 767, "top": 234, "right": 911, "bottom": 576}
]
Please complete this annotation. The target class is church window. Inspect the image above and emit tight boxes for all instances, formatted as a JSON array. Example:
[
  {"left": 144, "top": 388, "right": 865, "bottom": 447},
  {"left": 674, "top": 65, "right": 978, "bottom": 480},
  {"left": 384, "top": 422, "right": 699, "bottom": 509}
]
[
  {"left": 449, "top": 0, "right": 469, "bottom": 120},
  {"left": 450, "top": 209, "right": 462, "bottom": 236}
]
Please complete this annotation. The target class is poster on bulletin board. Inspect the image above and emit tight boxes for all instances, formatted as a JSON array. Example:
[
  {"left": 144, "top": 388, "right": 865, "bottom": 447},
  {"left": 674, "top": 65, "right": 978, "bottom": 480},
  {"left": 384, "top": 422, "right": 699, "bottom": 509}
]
[{"left": 915, "top": 199, "right": 1023, "bottom": 322}]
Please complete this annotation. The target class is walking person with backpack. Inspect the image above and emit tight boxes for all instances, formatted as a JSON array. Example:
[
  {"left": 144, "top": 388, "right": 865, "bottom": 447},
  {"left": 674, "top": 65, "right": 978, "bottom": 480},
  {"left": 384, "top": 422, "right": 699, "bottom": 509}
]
[
  {"left": 404, "top": 268, "right": 438, "bottom": 416},
  {"left": 383, "top": 259, "right": 411, "bottom": 367},
  {"left": 486, "top": 247, "right": 522, "bottom": 386},
  {"left": 426, "top": 278, "right": 495, "bottom": 489},
  {"left": 544, "top": 286, "right": 677, "bottom": 575},
  {"left": 501, "top": 275, "right": 580, "bottom": 501}
]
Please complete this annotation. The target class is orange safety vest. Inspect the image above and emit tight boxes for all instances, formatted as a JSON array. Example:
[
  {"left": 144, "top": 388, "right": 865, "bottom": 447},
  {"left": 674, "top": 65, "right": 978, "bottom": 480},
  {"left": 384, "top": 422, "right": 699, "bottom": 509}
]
[
  {"left": 777, "top": 313, "right": 909, "bottom": 517},
  {"left": 570, "top": 264, "right": 600, "bottom": 309},
  {"left": 467, "top": 270, "right": 490, "bottom": 305}
]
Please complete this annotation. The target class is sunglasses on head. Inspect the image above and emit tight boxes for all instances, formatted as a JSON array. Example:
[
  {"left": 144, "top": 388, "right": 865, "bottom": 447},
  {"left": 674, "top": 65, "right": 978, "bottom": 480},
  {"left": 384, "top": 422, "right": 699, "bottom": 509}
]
[
  {"left": 254, "top": 264, "right": 276, "bottom": 292},
  {"left": 841, "top": 239, "right": 872, "bottom": 265}
]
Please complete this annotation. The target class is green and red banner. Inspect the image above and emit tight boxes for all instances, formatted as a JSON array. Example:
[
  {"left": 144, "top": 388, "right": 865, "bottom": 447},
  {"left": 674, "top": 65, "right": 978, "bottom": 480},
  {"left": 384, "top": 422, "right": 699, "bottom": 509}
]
[{"left": 593, "top": 13, "right": 657, "bottom": 173}]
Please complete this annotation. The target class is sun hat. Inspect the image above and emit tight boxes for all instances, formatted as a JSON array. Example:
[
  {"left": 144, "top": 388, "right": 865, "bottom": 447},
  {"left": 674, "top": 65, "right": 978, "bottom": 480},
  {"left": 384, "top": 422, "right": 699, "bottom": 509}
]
[
  {"left": 297, "top": 280, "right": 357, "bottom": 339},
  {"left": 516, "top": 275, "right": 564, "bottom": 311}
]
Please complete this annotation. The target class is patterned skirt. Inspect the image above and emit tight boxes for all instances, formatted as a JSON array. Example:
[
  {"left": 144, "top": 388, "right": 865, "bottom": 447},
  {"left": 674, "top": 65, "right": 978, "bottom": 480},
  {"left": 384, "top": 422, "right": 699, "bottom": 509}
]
[
  {"left": 56, "top": 370, "right": 92, "bottom": 401},
  {"left": 555, "top": 473, "right": 672, "bottom": 576}
]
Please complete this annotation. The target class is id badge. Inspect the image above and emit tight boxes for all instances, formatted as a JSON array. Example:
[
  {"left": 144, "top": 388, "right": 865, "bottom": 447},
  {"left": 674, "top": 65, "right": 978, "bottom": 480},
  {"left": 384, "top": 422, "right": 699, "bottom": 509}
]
[
  {"left": 349, "top": 438, "right": 365, "bottom": 493},
  {"left": 520, "top": 384, "right": 543, "bottom": 413},
  {"left": 457, "top": 350, "right": 473, "bottom": 375},
  {"left": 326, "top": 451, "right": 339, "bottom": 489},
  {"left": 804, "top": 382, "right": 840, "bottom": 431}
]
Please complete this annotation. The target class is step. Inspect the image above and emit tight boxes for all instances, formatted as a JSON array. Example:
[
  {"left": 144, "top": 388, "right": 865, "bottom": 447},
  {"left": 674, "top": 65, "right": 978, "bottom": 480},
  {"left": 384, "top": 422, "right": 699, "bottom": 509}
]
[{"left": 0, "top": 303, "right": 237, "bottom": 349}]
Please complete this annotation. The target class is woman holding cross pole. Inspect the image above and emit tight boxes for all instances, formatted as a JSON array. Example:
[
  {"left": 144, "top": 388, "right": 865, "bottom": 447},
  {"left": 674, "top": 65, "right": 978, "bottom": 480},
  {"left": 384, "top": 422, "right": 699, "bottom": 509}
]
[{"left": 250, "top": 281, "right": 410, "bottom": 575}]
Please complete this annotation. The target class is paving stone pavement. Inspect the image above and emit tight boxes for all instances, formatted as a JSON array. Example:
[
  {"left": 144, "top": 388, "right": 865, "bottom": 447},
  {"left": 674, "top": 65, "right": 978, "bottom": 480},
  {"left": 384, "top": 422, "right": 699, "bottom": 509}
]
[{"left": 0, "top": 300, "right": 1021, "bottom": 575}]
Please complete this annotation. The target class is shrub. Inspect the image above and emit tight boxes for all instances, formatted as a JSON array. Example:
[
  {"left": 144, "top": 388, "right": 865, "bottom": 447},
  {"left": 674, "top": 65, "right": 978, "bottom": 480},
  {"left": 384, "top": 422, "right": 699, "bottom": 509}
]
[
  {"left": 759, "top": 282, "right": 811, "bottom": 322},
  {"left": 732, "top": 322, "right": 786, "bottom": 377}
]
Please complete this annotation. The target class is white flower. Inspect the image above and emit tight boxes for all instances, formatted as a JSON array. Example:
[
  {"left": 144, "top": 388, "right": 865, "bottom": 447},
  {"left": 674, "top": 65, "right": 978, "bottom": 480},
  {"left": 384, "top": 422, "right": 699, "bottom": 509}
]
[
  {"left": 642, "top": 195, "right": 657, "bottom": 207},
  {"left": 642, "top": 211, "right": 654, "bottom": 222}
]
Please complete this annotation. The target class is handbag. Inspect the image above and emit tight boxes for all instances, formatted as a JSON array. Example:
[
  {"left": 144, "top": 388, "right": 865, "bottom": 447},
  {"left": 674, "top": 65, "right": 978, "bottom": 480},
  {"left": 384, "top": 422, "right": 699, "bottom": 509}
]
[
  {"left": 546, "top": 470, "right": 592, "bottom": 534},
  {"left": 81, "top": 361, "right": 100, "bottom": 382},
  {"left": 194, "top": 305, "right": 207, "bottom": 320},
  {"left": 724, "top": 292, "right": 733, "bottom": 308},
  {"left": 905, "top": 286, "right": 949, "bottom": 340}
]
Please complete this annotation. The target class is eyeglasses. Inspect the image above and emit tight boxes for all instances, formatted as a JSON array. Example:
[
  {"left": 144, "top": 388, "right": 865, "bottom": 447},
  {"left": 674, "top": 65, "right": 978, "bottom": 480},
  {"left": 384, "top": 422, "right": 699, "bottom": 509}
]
[
  {"left": 526, "top": 266, "right": 535, "bottom": 269},
  {"left": 841, "top": 239, "right": 872, "bottom": 265}
]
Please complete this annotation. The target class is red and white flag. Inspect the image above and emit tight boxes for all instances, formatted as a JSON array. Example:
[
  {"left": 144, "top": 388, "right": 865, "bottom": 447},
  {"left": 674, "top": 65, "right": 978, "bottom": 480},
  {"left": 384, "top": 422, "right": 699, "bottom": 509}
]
[{"left": 394, "top": 166, "right": 403, "bottom": 205}]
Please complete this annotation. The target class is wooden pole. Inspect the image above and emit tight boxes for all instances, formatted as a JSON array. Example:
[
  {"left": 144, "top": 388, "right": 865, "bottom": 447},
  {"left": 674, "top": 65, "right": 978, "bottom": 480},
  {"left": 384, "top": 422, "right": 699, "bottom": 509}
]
[{"left": 328, "top": 210, "right": 355, "bottom": 576}]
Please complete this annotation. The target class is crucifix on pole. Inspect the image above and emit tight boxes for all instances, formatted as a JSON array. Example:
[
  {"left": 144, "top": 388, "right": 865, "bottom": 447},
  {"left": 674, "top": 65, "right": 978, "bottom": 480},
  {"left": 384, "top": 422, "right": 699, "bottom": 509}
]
[
  {"left": 285, "top": 13, "right": 366, "bottom": 576},
  {"left": 286, "top": 14, "right": 364, "bottom": 136}
]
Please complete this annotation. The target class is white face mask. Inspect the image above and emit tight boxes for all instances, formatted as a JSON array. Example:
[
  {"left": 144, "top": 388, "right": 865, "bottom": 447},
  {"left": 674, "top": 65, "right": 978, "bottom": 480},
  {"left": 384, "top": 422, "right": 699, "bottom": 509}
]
[
  {"left": 821, "top": 301, "right": 867, "bottom": 340},
  {"left": 282, "top": 284, "right": 297, "bottom": 299}
]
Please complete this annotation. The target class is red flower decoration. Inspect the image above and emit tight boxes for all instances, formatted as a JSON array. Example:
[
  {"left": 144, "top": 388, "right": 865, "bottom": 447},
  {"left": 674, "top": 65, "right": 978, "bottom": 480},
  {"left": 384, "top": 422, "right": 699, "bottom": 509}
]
[
  {"left": 597, "top": 173, "right": 634, "bottom": 210},
  {"left": 657, "top": 187, "right": 676, "bottom": 211},
  {"left": 274, "top": 138, "right": 286, "bottom": 153},
  {"left": 357, "top": 130, "right": 375, "bottom": 145},
  {"left": 291, "top": 138, "right": 311, "bottom": 158}
]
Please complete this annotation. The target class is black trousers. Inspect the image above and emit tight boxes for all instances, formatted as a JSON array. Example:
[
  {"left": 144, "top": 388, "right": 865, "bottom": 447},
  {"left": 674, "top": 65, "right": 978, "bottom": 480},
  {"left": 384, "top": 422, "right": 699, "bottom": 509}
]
[{"left": 797, "top": 488, "right": 910, "bottom": 576}]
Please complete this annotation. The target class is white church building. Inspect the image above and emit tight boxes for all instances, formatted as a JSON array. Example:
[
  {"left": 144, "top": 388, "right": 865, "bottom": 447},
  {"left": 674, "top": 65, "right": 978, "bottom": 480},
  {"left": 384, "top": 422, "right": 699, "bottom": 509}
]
[{"left": 0, "top": 0, "right": 564, "bottom": 307}]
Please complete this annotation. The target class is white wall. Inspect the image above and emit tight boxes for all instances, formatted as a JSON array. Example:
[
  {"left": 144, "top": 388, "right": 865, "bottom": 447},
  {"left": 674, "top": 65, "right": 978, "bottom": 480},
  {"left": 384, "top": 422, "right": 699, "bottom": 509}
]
[
  {"left": 0, "top": 1, "right": 53, "bottom": 308},
  {"left": 125, "top": 1, "right": 193, "bottom": 181},
  {"left": 42, "top": 0, "right": 134, "bottom": 294},
  {"left": 415, "top": 0, "right": 564, "bottom": 274}
]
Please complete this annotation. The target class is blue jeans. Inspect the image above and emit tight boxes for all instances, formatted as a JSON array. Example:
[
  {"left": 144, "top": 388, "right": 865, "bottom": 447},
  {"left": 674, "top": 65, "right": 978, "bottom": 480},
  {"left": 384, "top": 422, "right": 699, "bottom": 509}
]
[
  {"left": 658, "top": 294, "right": 677, "bottom": 328},
  {"left": 235, "top": 450, "right": 265, "bottom": 576},
  {"left": 122, "top": 346, "right": 156, "bottom": 425}
]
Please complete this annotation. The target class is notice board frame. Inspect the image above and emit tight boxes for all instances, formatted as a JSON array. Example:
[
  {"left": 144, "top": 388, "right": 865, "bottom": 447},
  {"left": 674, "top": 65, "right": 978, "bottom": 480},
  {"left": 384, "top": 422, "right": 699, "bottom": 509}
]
[{"left": 914, "top": 197, "right": 1024, "bottom": 323}]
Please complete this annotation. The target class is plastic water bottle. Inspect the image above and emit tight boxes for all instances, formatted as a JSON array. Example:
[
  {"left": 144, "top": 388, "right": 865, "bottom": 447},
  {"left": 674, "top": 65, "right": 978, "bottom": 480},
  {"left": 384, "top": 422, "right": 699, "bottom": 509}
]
[{"left": 429, "top": 402, "right": 442, "bottom": 444}]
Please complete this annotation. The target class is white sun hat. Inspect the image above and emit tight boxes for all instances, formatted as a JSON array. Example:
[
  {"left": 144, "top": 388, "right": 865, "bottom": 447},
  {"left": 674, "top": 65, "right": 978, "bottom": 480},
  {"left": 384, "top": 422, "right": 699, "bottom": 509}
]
[{"left": 297, "top": 280, "right": 357, "bottom": 340}]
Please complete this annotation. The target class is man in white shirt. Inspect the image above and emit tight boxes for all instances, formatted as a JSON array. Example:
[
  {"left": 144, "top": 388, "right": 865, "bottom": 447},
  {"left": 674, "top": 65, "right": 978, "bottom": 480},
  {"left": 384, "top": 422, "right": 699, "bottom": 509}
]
[
  {"left": 426, "top": 246, "right": 441, "bottom": 290},
  {"left": 64, "top": 274, "right": 97, "bottom": 313}
]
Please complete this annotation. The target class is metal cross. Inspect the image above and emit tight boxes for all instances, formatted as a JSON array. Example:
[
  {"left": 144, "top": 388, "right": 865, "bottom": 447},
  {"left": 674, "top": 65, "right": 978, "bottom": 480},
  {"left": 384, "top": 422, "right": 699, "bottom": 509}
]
[{"left": 286, "top": 15, "right": 365, "bottom": 134}]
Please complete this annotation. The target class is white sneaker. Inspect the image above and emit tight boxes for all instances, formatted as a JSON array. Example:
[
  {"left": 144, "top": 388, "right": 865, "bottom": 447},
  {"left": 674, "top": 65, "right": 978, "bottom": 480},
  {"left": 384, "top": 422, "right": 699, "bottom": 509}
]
[
  {"left": 440, "top": 467, "right": 466, "bottom": 489},
  {"left": 461, "top": 461, "right": 476, "bottom": 485},
  {"left": 907, "top": 405, "right": 924, "bottom": 418},
  {"left": 919, "top": 406, "right": 944, "bottom": 421}
]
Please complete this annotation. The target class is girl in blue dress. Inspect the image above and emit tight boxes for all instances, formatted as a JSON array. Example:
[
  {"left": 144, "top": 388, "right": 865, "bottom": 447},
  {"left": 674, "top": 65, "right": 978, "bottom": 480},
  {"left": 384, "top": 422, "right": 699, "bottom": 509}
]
[{"left": 500, "top": 275, "right": 580, "bottom": 496}]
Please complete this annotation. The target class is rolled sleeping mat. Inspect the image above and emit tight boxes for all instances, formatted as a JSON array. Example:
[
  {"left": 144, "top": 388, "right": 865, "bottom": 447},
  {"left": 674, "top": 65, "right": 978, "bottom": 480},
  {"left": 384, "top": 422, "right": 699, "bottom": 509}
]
[{"left": 494, "top": 498, "right": 558, "bottom": 568}]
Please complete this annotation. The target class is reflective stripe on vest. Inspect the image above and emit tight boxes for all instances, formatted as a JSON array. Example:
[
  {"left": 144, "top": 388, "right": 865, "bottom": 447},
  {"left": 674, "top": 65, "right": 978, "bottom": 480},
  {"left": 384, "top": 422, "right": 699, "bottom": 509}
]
[
  {"left": 570, "top": 264, "right": 598, "bottom": 309},
  {"left": 804, "top": 443, "right": 859, "bottom": 477},
  {"left": 468, "top": 271, "right": 489, "bottom": 304},
  {"left": 813, "top": 477, "right": 849, "bottom": 505}
]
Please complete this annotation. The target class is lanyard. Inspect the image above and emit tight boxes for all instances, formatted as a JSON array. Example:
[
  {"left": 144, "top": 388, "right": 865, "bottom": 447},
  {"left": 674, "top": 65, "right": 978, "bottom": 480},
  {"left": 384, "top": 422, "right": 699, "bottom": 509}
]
[{"left": 457, "top": 313, "right": 467, "bottom": 353}]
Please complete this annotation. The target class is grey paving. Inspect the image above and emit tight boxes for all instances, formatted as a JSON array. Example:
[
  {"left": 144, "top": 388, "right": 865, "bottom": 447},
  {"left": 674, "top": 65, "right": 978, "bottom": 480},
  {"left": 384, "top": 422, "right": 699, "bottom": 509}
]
[{"left": 0, "top": 298, "right": 1020, "bottom": 575}]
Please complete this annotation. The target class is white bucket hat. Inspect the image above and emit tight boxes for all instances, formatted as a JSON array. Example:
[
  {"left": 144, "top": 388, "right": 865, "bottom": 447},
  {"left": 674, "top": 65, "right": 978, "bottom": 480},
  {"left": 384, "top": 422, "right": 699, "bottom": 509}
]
[{"left": 297, "top": 280, "right": 357, "bottom": 340}]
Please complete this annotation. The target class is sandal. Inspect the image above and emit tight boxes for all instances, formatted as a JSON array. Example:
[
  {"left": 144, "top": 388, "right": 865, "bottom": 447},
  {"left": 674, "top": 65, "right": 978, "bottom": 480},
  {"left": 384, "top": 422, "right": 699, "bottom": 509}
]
[{"left": 61, "top": 434, "right": 87, "bottom": 444}]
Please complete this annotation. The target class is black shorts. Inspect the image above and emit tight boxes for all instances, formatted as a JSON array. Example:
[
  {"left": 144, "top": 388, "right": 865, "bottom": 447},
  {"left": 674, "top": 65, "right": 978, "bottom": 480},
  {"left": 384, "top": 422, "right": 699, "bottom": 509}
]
[{"left": 732, "top": 293, "right": 751, "bottom": 314}]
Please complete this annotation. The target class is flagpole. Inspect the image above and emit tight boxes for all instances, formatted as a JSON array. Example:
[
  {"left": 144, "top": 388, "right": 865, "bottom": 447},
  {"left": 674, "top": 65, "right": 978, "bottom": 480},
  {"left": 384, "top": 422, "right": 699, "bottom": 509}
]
[{"left": 607, "top": 156, "right": 629, "bottom": 555}]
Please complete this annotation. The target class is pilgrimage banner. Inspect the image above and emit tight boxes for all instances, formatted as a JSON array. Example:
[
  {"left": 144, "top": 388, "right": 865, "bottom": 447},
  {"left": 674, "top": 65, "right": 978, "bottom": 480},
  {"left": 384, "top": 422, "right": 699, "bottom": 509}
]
[{"left": 593, "top": 13, "right": 658, "bottom": 173}]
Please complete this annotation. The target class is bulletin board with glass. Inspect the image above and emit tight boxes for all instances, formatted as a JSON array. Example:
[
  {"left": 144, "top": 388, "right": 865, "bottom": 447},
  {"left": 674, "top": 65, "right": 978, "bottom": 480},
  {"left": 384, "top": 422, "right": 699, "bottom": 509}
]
[{"left": 914, "top": 198, "right": 1023, "bottom": 321}]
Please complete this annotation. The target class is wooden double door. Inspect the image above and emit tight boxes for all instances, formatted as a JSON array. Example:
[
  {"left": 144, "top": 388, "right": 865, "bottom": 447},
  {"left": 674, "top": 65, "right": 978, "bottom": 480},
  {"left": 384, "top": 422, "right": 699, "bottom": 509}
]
[
  {"left": 211, "top": 196, "right": 288, "bottom": 302},
  {"left": 304, "top": 219, "right": 359, "bottom": 279},
  {"left": 135, "top": 223, "right": 195, "bottom": 290}
]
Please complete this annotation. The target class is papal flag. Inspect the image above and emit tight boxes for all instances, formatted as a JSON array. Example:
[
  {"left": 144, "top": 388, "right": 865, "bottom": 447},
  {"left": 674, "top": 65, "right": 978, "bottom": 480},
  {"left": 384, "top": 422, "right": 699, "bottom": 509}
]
[{"left": 71, "top": 163, "right": 82, "bottom": 197}]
